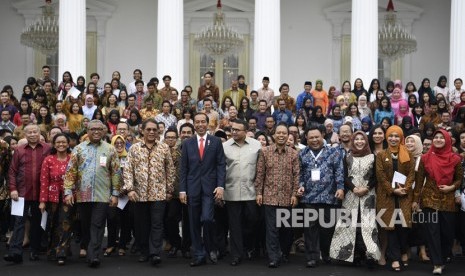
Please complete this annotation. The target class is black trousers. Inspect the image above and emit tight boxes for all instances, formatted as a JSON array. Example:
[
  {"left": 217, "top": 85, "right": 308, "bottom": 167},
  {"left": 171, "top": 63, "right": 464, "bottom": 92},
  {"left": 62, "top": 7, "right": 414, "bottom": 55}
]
[
  {"left": 9, "top": 200, "right": 42, "bottom": 255},
  {"left": 134, "top": 201, "right": 166, "bottom": 257},
  {"left": 214, "top": 204, "right": 228, "bottom": 255},
  {"left": 181, "top": 204, "right": 191, "bottom": 252},
  {"left": 106, "top": 206, "right": 121, "bottom": 248},
  {"left": 164, "top": 199, "right": 182, "bottom": 248},
  {"left": 423, "top": 208, "right": 455, "bottom": 266},
  {"left": 0, "top": 199, "right": 10, "bottom": 236},
  {"left": 264, "top": 205, "right": 293, "bottom": 262},
  {"left": 79, "top": 202, "right": 108, "bottom": 261},
  {"left": 226, "top": 200, "right": 258, "bottom": 259},
  {"left": 189, "top": 195, "right": 217, "bottom": 259},
  {"left": 387, "top": 225, "right": 409, "bottom": 262},
  {"left": 303, "top": 204, "right": 336, "bottom": 261}
]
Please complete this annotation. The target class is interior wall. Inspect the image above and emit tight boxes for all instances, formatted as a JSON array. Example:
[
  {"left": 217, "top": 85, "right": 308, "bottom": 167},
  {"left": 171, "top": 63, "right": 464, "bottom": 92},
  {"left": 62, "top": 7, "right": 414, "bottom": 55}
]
[
  {"left": 103, "top": 0, "right": 158, "bottom": 85},
  {"left": 0, "top": 1, "right": 28, "bottom": 97}
]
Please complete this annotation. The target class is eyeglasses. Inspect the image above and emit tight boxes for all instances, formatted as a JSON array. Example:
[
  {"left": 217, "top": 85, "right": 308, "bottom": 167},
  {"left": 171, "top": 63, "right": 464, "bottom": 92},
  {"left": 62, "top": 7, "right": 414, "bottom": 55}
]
[
  {"left": 145, "top": 128, "right": 158, "bottom": 133},
  {"left": 231, "top": 128, "right": 245, "bottom": 133}
]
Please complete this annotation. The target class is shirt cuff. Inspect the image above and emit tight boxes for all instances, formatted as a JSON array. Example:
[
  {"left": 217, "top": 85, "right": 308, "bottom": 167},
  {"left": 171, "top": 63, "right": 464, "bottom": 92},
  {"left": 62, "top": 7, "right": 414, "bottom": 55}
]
[
  {"left": 64, "top": 189, "right": 73, "bottom": 196},
  {"left": 217, "top": 187, "right": 224, "bottom": 190},
  {"left": 179, "top": 191, "right": 186, "bottom": 194},
  {"left": 111, "top": 190, "right": 120, "bottom": 197}
]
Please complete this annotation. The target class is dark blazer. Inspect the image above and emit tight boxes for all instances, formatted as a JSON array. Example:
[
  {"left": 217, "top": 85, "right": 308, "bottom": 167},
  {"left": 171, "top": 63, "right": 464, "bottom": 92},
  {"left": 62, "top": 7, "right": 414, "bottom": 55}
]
[{"left": 180, "top": 134, "right": 226, "bottom": 199}]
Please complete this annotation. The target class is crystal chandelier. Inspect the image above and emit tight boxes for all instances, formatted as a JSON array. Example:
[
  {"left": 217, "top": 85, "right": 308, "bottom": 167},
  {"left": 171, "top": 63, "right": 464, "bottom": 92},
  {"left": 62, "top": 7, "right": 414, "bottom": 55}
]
[
  {"left": 378, "top": 0, "right": 417, "bottom": 61},
  {"left": 20, "top": 0, "right": 59, "bottom": 56},
  {"left": 194, "top": 0, "right": 244, "bottom": 58}
]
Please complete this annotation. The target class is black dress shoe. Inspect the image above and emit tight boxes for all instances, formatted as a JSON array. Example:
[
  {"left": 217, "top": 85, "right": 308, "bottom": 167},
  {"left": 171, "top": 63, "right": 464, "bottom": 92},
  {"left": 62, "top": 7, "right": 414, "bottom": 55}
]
[
  {"left": 230, "top": 257, "right": 241, "bottom": 266},
  {"left": 29, "top": 252, "right": 39, "bottom": 261},
  {"left": 4, "top": 254, "right": 23, "bottom": 263},
  {"left": 182, "top": 250, "right": 192, "bottom": 259},
  {"left": 306, "top": 260, "right": 317, "bottom": 268},
  {"left": 190, "top": 258, "right": 206, "bottom": 267},
  {"left": 209, "top": 251, "right": 218, "bottom": 264},
  {"left": 138, "top": 255, "right": 149, "bottom": 262},
  {"left": 168, "top": 247, "right": 178, "bottom": 258},
  {"left": 88, "top": 258, "right": 100, "bottom": 268},
  {"left": 151, "top": 255, "right": 161, "bottom": 265},
  {"left": 268, "top": 261, "right": 278, "bottom": 268}
]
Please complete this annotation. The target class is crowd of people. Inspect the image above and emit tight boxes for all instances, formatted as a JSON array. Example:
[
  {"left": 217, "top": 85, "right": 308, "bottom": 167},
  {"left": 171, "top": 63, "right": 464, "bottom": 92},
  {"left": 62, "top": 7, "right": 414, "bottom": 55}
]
[{"left": 0, "top": 66, "right": 464, "bottom": 275}]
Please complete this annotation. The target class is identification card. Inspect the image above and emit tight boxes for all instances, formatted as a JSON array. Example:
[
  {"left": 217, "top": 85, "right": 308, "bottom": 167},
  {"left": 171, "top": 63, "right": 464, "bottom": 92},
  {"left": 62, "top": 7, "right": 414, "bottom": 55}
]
[
  {"left": 100, "top": 156, "right": 107, "bottom": 167},
  {"left": 311, "top": 168, "right": 320, "bottom": 181}
]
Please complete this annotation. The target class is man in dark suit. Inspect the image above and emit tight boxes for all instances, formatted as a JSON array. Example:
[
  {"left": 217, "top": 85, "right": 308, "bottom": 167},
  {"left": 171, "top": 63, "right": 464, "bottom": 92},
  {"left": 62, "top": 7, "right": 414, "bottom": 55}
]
[{"left": 180, "top": 113, "right": 226, "bottom": 266}]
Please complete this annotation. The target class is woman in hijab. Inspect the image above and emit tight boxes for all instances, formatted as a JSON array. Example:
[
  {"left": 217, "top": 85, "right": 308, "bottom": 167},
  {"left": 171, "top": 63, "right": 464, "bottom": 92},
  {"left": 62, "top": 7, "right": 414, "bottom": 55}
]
[
  {"left": 404, "top": 135, "right": 430, "bottom": 262},
  {"left": 358, "top": 95, "right": 372, "bottom": 120},
  {"left": 418, "top": 78, "right": 435, "bottom": 104},
  {"left": 394, "top": 100, "right": 413, "bottom": 126},
  {"left": 390, "top": 88, "right": 405, "bottom": 116},
  {"left": 311, "top": 79, "right": 329, "bottom": 115},
  {"left": 328, "top": 104, "right": 344, "bottom": 134},
  {"left": 308, "top": 106, "right": 326, "bottom": 128},
  {"left": 400, "top": 117, "right": 414, "bottom": 137},
  {"left": 361, "top": 116, "right": 373, "bottom": 134},
  {"left": 452, "top": 91, "right": 465, "bottom": 119},
  {"left": 105, "top": 135, "right": 131, "bottom": 257},
  {"left": 413, "top": 129, "right": 462, "bottom": 275},
  {"left": 376, "top": 125, "right": 415, "bottom": 271},
  {"left": 330, "top": 131, "right": 380, "bottom": 266}
]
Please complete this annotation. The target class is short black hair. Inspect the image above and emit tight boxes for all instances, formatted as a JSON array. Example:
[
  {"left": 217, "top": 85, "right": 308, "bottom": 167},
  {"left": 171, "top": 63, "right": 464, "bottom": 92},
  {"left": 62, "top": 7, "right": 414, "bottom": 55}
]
[
  {"left": 250, "top": 90, "right": 258, "bottom": 96},
  {"left": 180, "top": 122, "right": 194, "bottom": 134},
  {"left": 304, "top": 125, "right": 324, "bottom": 137},
  {"left": 162, "top": 75, "right": 172, "bottom": 81},
  {"left": 233, "top": 119, "right": 248, "bottom": 131},
  {"left": 194, "top": 112, "right": 209, "bottom": 124},
  {"left": 164, "top": 127, "right": 178, "bottom": 138},
  {"left": 141, "top": 118, "right": 158, "bottom": 130}
]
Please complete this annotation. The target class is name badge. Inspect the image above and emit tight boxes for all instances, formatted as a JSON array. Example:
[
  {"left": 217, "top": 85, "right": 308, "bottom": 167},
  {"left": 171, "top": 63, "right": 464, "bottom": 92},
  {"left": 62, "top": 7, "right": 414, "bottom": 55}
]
[
  {"left": 311, "top": 168, "right": 320, "bottom": 182},
  {"left": 100, "top": 156, "right": 107, "bottom": 167}
]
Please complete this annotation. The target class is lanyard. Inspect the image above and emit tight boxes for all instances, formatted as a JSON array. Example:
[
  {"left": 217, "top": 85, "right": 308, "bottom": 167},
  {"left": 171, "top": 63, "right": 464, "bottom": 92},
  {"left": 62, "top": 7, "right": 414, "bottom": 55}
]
[{"left": 310, "top": 148, "right": 324, "bottom": 167}]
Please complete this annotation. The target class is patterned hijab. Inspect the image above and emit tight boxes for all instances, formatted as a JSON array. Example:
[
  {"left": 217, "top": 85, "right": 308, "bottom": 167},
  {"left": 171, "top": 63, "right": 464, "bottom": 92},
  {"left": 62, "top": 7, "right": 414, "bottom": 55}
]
[
  {"left": 111, "top": 135, "right": 127, "bottom": 158},
  {"left": 350, "top": 131, "right": 372, "bottom": 157}
]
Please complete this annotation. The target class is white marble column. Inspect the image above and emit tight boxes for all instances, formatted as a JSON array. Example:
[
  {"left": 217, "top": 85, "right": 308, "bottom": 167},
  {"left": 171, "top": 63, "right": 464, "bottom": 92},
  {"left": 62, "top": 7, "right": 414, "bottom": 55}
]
[
  {"left": 351, "top": 0, "right": 378, "bottom": 85},
  {"left": 253, "top": 0, "right": 280, "bottom": 90},
  {"left": 59, "top": 0, "right": 86, "bottom": 80},
  {"left": 450, "top": 0, "right": 465, "bottom": 82},
  {"left": 157, "top": 0, "right": 183, "bottom": 90},
  {"left": 331, "top": 20, "right": 343, "bottom": 87}
]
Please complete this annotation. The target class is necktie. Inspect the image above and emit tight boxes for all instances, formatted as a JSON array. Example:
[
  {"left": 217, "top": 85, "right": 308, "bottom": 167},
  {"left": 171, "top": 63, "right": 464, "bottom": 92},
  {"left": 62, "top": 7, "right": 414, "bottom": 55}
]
[{"left": 199, "top": 137, "right": 205, "bottom": 159}]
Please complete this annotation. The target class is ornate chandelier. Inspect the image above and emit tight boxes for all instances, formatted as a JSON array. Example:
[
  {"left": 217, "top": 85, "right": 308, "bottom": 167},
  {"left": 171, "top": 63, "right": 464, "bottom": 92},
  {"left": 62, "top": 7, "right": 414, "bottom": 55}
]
[
  {"left": 194, "top": 0, "right": 244, "bottom": 58},
  {"left": 378, "top": 0, "right": 417, "bottom": 60},
  {"left": 20, "top": 0, "right": 59, "bottom": 56}
]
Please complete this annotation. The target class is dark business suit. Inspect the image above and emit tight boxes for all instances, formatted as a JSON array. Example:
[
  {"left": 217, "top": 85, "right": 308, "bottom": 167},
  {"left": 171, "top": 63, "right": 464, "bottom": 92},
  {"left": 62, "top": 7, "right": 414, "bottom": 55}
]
[{"left": 180, "top": 134, "right": 226, "bottom": 260}]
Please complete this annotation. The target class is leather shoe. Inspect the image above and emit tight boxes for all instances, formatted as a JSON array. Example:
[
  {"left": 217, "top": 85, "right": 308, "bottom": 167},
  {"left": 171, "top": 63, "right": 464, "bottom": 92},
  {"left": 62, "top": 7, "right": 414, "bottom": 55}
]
[
  {"left": 168, "top": 247, "right": 178, "bottom": 258},
  {"left": 88, "top": 258, "right": 100, "bottom": 268},
  {"left": 306, "top": 260, "right": 317, "bottom": 268},
  {"left": 209, "top": 251, "right": 218, "bottom": 264},
  {"left": 182, "top": 250, "right": 192, "bottom": 259},
  {"left": 151, "top": 255, "right": 161, "bottom": 265},
  {"left": 29, "top": 252, "right": 39, "bottom": 261},
  {"left": 230, "top": 257, "right": 241, "bottom": 266},
  {"left": 190, "top": 258, "right": 206, "bottom": 267},
  {"left": 4, "top": 254, "right": 23, "bottom": 263},
  {"left": 138, "top": 255, "right": 149, "bottom": 262},
  {"left": 268, "top": 261, "right": 279, "bottom": 268}
]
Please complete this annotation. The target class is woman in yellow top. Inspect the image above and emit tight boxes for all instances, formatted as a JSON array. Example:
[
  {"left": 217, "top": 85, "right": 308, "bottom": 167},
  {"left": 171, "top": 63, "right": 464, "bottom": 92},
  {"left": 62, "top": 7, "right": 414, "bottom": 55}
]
[
  {"left": 67, "top": 102, "right": 84, "bottom": 133},
  {"left": 311, "top": 79, "right": 329, "bottom": 115}
]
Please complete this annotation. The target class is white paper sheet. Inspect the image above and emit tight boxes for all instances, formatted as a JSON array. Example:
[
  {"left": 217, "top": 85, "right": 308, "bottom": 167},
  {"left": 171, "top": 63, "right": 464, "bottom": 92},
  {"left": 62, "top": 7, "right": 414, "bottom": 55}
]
[
  {"left": 41, "top": 211, "right": 48, "bottom": 230},
  {"left": 69, "top": 86, "right": 81, "bottom": 99},
  {"left": 391, "top": 171, "right": 407, "bottom": 188},
  {"left": 11, "top": 197, "right": 25, "bottom": 216},
  {"left": 117, "top": 196, "right": 129, "bottom": 210},
  {"left": 461, "top": 192, "right": 465, "bottom": 212}
]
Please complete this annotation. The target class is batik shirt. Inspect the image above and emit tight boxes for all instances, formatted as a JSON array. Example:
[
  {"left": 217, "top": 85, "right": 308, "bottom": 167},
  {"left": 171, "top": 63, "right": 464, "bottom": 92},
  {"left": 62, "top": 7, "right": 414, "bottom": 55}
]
[
  {"left": 64, "top": 140, "right": 121, "bottom": 203},
  {"left": 299, "top": 145, "right": 344, "bottom": 205}
]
